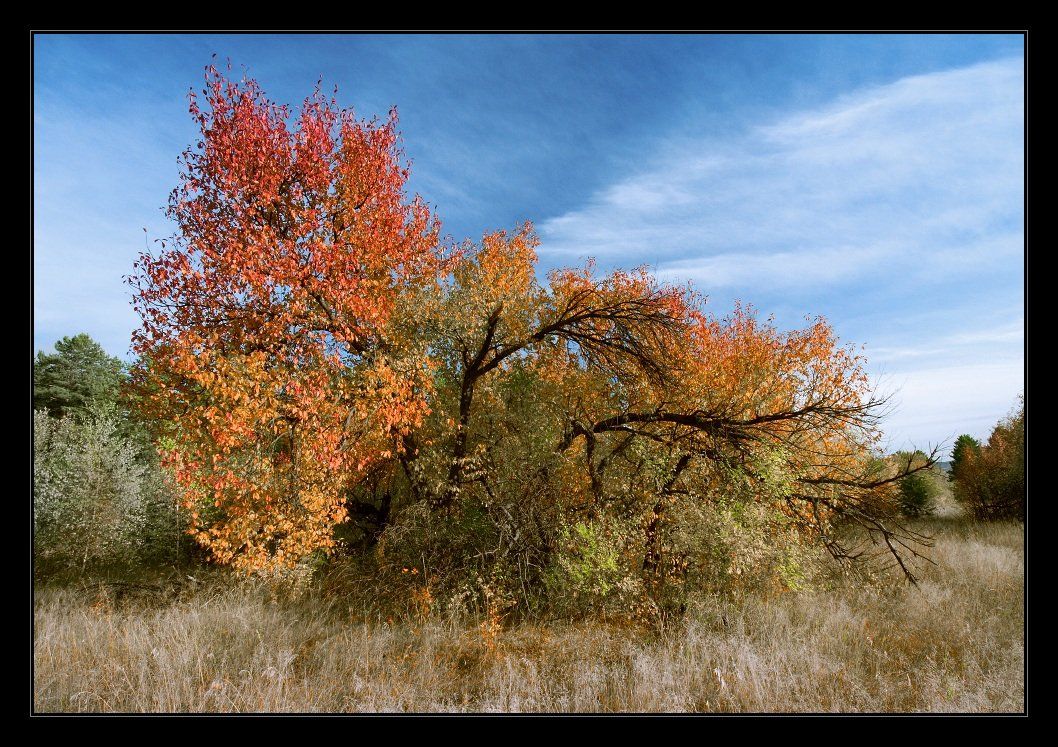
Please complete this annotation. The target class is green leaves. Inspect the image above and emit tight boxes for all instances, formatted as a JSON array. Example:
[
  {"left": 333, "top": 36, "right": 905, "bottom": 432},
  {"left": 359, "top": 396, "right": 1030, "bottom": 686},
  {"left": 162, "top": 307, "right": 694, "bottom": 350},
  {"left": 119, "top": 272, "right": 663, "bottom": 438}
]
[{"left": 34, "top": 334, "right": 125, "bottom": 418}]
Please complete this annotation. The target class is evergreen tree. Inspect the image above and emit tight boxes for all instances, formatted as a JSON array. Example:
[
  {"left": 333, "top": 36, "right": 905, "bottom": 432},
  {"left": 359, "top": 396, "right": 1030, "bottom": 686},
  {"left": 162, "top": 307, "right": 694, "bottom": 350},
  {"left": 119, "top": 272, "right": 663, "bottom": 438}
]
[{"left": 34, "top": 334, "right": 125, "bottom": 417}]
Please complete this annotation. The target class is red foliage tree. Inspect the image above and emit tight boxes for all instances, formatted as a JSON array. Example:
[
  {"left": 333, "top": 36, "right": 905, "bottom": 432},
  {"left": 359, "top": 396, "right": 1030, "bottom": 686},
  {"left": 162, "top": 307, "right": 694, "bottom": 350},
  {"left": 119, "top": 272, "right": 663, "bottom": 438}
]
[{"left": 128, "top": 65, "right": 444, "bottom": 571}]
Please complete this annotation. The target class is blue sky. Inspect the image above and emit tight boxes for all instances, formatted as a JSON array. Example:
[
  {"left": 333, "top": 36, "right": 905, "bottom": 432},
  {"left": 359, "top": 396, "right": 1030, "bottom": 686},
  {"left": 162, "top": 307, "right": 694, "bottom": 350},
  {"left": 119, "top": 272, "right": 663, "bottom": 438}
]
[{"left": 33, "top": 34, "right": 1024, "bottom": 453}]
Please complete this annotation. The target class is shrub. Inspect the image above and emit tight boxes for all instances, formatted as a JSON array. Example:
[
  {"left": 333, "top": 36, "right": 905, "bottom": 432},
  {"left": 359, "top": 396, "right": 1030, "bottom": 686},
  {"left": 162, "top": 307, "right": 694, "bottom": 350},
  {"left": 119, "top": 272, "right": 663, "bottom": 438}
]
[
  {"left": 660, "top": 458, "right": 824, "bottom": 603},
  {"left": 898, "top": 471, "right": 937, "bottom": 518},
  {"left": 33, "top": 407, "right": 188, "bottom": 572},
  {"left": 543, "top": 517, "right": 645, "bottom": 620}
]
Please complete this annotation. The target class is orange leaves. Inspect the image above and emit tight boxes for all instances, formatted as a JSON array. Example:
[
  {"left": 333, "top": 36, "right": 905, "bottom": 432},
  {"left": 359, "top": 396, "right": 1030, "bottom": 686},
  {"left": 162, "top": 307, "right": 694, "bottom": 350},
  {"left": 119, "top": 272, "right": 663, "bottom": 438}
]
[
  {"left": 442, "top": 223, "right": 542, "bottom": 350},
  {"left": 128, "top": 67, "right": 445, "bottom": 574},
  {"left": 470, "top": 223, "right": 538, "bottom": 299},
  {"left": 669, "top": 303, "right": 871, "bottom": 434}
]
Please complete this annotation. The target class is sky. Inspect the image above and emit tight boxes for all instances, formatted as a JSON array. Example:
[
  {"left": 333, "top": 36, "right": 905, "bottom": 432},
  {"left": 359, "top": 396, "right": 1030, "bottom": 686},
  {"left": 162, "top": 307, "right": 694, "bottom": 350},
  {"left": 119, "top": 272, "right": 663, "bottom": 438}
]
[{"left": 33, "top": 34, "right": 1025, "bottom": 455}]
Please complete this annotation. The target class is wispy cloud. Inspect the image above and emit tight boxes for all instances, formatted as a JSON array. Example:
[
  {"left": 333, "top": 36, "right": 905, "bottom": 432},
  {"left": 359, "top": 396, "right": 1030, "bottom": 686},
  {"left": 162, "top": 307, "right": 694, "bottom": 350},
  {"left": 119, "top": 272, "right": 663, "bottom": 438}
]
[
  {"left": 654, "top": 243, "right": 893, "bottom": 290},
  {"left": 868, "top": 317, "right": 1024, "bottom": 365},
  {"left": 539, "top": 57, "right": 1022, "bottom": 270}
]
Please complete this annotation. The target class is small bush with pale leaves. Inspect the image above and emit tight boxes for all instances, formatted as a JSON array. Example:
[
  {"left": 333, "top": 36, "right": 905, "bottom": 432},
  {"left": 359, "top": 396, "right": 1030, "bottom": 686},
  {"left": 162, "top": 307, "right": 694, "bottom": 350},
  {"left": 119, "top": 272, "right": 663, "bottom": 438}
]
[{"left": 34, "top": 407, "right": 182, "bottom": 570}]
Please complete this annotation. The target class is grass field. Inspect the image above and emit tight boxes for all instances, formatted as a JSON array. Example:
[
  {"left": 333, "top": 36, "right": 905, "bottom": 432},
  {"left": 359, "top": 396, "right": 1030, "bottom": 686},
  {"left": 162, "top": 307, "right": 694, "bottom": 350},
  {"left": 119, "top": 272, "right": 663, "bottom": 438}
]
[{"left": 33, "top": 511, "right": 1024, "bottom": 713}]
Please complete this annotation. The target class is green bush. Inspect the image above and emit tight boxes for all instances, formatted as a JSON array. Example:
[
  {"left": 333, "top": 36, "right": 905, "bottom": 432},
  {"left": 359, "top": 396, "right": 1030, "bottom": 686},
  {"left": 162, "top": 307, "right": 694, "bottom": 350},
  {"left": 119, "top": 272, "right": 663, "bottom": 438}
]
[
  {"left": 898, "top": 471, "right": 937, "bottom": 518},
  {"left": 373, "top": 496, "right": 536, "bottom": 620},
  {"left": 543, "top": 517, "right": 644, "bottom": 619},
  {"left": 33, "top": 407, "right": 189, "bottom": 572}
]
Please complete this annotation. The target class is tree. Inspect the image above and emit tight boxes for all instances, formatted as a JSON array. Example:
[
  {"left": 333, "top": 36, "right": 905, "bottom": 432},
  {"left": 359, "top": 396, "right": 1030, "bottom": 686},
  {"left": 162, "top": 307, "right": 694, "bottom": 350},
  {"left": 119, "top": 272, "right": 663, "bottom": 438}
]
[
  {"left": 887, "top": 450, "right": 939, "bottom": 517},
  {"left": 952, "top": 397, "right": 1025, "bottom": 521},
  {"left": 129, "top": 66, "right": 935, "bottom": 595},
  {"left": 898, "top": 472, "right": 936, "bottom": 518},
  {"left": 949, "top": 434, "right": 981, "bottom": 484},
  {"left": 128, "top": 65, "right": 444, "bottom": 572},
  {"left": 372, "top": 224, "right": 939, "bottom": 605},
  {"left": 34, "top": 334, "right": 124, "bottom": 417}
]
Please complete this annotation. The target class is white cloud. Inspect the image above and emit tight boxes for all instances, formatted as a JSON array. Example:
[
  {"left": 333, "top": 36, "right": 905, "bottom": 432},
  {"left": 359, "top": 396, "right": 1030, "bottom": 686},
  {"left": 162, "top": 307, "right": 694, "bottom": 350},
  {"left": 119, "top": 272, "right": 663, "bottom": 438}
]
[
  {"left": 654, "top": 243, "right": 893, "bottom": 290},
  {"left": 867, "top": 317, "right": 1024, "bottom": 365}
]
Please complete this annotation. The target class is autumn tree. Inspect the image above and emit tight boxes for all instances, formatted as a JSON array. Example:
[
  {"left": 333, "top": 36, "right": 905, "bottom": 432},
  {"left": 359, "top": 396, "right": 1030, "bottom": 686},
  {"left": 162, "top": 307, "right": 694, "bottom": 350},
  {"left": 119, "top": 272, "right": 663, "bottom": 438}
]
[
  {"left": 364, "top": 225, "right": 939, "bottom": 619},
  {"left": 952, "top": 397, "right": 1025, "bottom": 521},
  {"left": 128, "top": 65, "right": 444, "bottom": 572},
  {"left": 949, "top": 434, "right": 981, "bottom": 484}
]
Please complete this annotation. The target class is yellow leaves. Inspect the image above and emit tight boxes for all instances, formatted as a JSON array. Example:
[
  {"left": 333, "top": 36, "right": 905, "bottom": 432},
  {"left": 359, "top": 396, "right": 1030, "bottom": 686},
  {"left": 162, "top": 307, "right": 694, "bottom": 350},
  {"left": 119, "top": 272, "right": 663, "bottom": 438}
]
[{"left": 444, "top": 223, "right": 542, "bottom": 347}]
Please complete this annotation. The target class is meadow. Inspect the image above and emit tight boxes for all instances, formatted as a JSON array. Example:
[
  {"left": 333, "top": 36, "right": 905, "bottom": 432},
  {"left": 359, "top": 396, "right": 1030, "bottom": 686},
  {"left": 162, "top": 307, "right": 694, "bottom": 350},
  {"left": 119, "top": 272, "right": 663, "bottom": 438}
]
[{"left": 33, "top": 507, "right": 1024, "bottom": 714}]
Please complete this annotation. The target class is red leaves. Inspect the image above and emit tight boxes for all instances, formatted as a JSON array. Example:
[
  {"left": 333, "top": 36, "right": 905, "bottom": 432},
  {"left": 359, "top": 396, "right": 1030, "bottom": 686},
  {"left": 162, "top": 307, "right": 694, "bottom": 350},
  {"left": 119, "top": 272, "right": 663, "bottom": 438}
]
[{"left": 128, "top": 67, "right": 444, "bottom": 573}]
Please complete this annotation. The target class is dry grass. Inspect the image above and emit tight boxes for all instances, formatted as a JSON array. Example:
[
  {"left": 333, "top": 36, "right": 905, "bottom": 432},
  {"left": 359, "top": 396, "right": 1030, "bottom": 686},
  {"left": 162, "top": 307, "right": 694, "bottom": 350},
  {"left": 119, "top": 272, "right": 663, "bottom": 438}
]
[{"left": 33, "top": 514, "right": 1023, "bottom": 713}]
